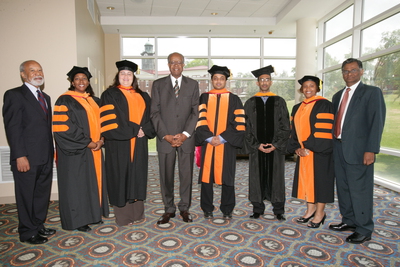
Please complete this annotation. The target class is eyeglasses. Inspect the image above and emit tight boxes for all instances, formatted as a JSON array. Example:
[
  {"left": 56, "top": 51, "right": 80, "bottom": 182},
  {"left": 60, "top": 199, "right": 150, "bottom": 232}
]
[
  {"left": 259, "top": 78, "right": 271, "bottom": 82},
  {"left": 342, "top": 69, "right": 361, "bottom": 75},
  {"left": 169, "top": 61, "right": 183, "bottom": 65}
]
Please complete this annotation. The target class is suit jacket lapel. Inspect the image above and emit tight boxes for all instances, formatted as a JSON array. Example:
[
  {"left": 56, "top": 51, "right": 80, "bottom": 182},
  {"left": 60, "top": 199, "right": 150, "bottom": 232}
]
[
  {"left": 343, "top": 82, "right": 363, "bottom": 127},
  {"left": 167, "top": 75, "right": 176, "bottom": 98},
  {"left": 21, "top": 84, "right": 48, "bottom": 121}
]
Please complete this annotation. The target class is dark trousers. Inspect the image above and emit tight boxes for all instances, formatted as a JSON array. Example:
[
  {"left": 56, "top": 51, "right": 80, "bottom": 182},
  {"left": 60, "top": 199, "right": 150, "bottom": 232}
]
[
  {"left": 334, "top": 139, "right": 374, "bottom": 237},
  {"left": 201, "top": 181, "right": 235, "bottom": 214},
  {"left": 12, "top": 158, "right": 53, "bottom": 241},
  {"left": 252, "top": 201, "right": 285, "bottom": 215},
  {"left": 158, "top": 148, "right": 194, "bottom": 213}
]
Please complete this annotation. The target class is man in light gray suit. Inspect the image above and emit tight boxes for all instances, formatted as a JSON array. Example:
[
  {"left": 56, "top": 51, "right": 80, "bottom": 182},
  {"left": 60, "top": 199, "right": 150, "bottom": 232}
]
[
  {"left": 329, "top": 58, "right": 386, "bottom": 244},
  {"left": 151, "top": 52, "right": 199, "bottom": 224}
]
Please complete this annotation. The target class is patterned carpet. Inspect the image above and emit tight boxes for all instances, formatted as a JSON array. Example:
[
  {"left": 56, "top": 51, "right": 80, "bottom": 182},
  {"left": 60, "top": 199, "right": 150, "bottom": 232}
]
[{"left": 0, "top": 156, "right": 399, "bottom": 267}]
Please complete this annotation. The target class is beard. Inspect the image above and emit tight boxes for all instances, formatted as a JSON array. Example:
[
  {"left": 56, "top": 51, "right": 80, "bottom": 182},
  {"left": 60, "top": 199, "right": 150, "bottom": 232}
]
[{"left": 29, "top": 76, "right": 45, "bottom": 87}]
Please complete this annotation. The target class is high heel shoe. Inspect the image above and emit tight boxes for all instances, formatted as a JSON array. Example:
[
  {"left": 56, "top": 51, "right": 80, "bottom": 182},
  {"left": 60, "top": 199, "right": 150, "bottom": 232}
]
[
  {"left": 296, "top": 211, "right": 315, "bottom": 223},
  {"left": 307, "top": 214, "right": 326, "bottom": 228}
]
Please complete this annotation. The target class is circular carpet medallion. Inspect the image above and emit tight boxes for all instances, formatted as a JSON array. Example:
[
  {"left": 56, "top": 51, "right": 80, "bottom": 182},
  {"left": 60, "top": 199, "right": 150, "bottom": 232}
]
[
  {"left": 363, "top": 240, "right": 394, "bottom": 254},
  {"left": 347, "top": 254, "right": 384, "bottom": 267},
  {"left": 45, "top": 257, "right": 75, "bottom": 267},
  {"left": 315, "top": 232, "right": 345, "bottom": 245},
  {"left": 300, "top": 245, "right": 331, "bottom": 261},
  {"left": 11, "top": 249, "right": 43, "bottom": 266},
  {"left": 88, "top": 242, "right": 115, "bottom": 257},
  {"left": 2, "top": 208, "right": 17, "bottom": 215},
  {"left": 257, "top": 238, "right": 284, "bottom": 252},
  {"left": 185, "top": 225, "right": 208, "bottom": 237},
  {"left": 193, "top": 244, "right": 220, "bottom": 259},
  {"left": 0, "top": 241, "right": 14, "bottom": 254},
  {"left": 5, "top": 226, "right": 18, "bottom": 235},
  {"left": 240, "top": 221, "right": 264, "bottom": 232},
  {"left": 220, "top": 232, "right": 244, "bottom": 244},
  {"left": 124, "top": 230, "right": 148, "bottom": 242},
  {"left": 95, "top": 225, "right": 118, "bottom": 236},
  {"left": 0, "top": 219, "right": 9, "bottom": 227},
  {"left": 123, "top": 250, "right": 151, "bottom": 266},
  {"left": 46, "top": 215, "right": 61, "bottom": 224},
  {"left": 58, "top": 235, "right": 84, "bottom": 249},
  {"left": 376, "top": 218, "right": 399, "bottom": 228},
  {"left": 234, "top": 252, "right": 264, "bottom": 267},
  {"left": 276, "top": 227, "right": 302, "bottom": 238},
  {"left": 157, "top": 237, "right": 182, "bottom": 250},
  {"left": 373, "top": 228, "right": 400, "bottom": 240},
  {"left": 161, "top": 259, "right": 190, "bottom": 267}
]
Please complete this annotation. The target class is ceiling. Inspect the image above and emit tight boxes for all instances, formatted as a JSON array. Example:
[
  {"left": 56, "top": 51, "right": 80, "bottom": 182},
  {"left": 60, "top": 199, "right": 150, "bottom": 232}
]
[{"left": 95, "top": 0, "right": 347, "bottom": 36}]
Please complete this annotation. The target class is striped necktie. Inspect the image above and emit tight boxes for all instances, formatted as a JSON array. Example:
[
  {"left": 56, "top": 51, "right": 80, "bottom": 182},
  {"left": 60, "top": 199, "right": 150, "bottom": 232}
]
[
  {"left": 37, "top": 89, "right": 48, "bottom": 117},
  {"left": 174, "top": 80, "right": 180, "bottom": 98},
  {"left": 334, "top": 88, "right": 351, "bottom": 138}
]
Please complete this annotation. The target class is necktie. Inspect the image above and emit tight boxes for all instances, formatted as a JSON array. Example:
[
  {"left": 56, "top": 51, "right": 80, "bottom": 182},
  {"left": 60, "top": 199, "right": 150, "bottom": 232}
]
[
  {"left": 334, "top": 88, "right": 351, "bottom": 138},
  {"left": 37, "top": 89, "right": 48, "bottom": 116},
  {"left": 174, "top": 80, "right": 180, "bottom": 98}
]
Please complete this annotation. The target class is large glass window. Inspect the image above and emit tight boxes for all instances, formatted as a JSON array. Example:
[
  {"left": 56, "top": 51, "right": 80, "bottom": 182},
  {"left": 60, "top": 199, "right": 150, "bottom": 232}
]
[
  {"left": 363, "top": 0, "right": 399, "bottom": 21},
  {"left": 264, "top": 39, "right": 296, "bottom": 57},
  {"left": 324, "top": 5, "right": 353, "bottom": 41},
  {"left": 322, "top": 69, "right": 343, "bottom": 100},
  {"left": 122, "top": 38, "right": 155, "bottom": 57},
  {"left": 323, "top": 36, "right": 352, "bottom": 68},
  {"left": 157, "top": 38, "right": 208, "bottom": 56},
  {"left": 211, "top": 38, "right": 260, "bottom": 56},
  {"left": 361, "top": 12, "right": 400, "bottom": 56},
  {"left": 263, "top": 59, "right": 295, "bottom": 78}
]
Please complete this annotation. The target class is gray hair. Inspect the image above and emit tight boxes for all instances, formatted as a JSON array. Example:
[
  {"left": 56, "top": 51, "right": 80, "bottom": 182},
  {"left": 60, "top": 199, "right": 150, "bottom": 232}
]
[
  {"left": 167, "top": 52, "right": 185, "bottom": 64},
  {"left": 19, "top": 60, "right": 37, "bottom": 72}
]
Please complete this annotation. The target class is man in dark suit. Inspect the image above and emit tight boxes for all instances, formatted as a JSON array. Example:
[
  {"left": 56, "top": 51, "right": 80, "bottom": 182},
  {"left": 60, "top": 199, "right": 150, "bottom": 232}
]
[
  {"left": 151, "top": 52, "right": 199, "bottom": 224},
  {"left": 3, "top": 60, "right": 55, "bottom": 244},
  {"left": 329, "top": 58, "right": 386, "bottom": 244}
]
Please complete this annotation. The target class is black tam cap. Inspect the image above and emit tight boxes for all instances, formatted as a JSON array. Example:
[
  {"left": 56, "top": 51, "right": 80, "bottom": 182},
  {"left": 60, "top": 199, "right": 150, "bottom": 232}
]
[
  {"left": 298, "top": 75, "right": 322, "bottom": 87},
  {"left": 116, "top": 60, "right": 138, "bottom": 73},
  {"left": 67, "top": 66, "right": 92, "bottom": 80},
  {"left": 251, "top": 65, "right": 274, "bottom": 78},
  {"left": 208, "top": 65, "right": 230, "bottom": 79}
]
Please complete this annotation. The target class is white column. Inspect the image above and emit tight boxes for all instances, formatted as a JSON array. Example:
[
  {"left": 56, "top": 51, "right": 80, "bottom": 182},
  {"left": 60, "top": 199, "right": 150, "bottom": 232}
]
[{"left": 295, "top": 17, "right": 317, "bottom": 103}]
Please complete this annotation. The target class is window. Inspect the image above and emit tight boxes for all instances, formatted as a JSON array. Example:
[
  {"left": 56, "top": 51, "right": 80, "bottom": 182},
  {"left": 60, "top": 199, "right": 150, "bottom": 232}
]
[
  {"left": 211, "top": 38, "right": 260, "bottom": 56},
  {"left": 363, "top": 0, "right": 399, "bottom": 21},
  {"left": 323, "top": 36, "right": 352, "bottom": 68},
  {"left": 324, "top": 5, "right": 353, "bottom": 41},
  {"left": 264, "top": 39, "right": 296, "bottom": 57}
]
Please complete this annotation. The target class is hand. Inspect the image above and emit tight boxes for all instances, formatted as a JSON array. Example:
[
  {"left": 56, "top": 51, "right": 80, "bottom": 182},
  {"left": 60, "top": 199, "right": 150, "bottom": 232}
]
[
  {"left": 16, "top": 156, "right": 30, "bottom": 172},
  {"left": 363, "top": 152, "right": 375, "bottom": 165},
  {"left": 295, "top": 148, "right": 310, "bottom": 157},
  {"left": 87, "top": 141, "right": 97, "bottom": 150},
  {"left": 92, "top": 140, "right": 104, "bottom": 151},
  {"left": 172, "top": 133, "right": 187, "bottom": 147},
  {"left": 264, "top": 143, "right": 276, "bottom": 153},
  {"left": 210, "top": 136, "right": 222, "bottom": 146},
  {"left": 137, "top": 127, "right": 145, "bottom": 138},
  {"left": 164, "top": 135, "right": 175, "bottom": 146}
]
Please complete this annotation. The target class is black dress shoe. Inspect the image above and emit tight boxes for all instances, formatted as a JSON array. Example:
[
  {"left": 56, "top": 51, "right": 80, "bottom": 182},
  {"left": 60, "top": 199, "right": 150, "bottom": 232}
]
[
  {"left": 38, "top": 228, "right": 56, "bottom": 236},
  {"left": 329, "top": 222, "right": 356, "bottom": 232},
  {"left": 249, "top": 212, "right": 264, "bottom": 219},
  {"left": 275, "top": 214, "right": 286, "bottom": 221},
  {"left": 157, "top": 212, "right": 175, "bottom": 224},
  {"left": 346, "top": 232, "right": 371, "bottom": 244},
  {"left": 223, "top": 212, "right": 232, "bottom": 219},
  {"left": 307, "top": 213, "right": 326, "bottom": 228},
  {"left": 23, "top": 234, "right": 48, "bottom": 244},
  {"left": 77, "top": 225, "right": 92, "bottom": 232},
  {"left": 204, "top": 211, "right": 213, "bottom": 219},
  {"left": 180, "top": 211, "right": 193, "bottom": 223}
]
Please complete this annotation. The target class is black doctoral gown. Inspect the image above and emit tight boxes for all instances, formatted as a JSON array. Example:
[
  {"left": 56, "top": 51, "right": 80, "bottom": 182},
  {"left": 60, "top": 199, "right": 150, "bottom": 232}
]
[
  {"left": 53, "top": 94, "right": 109, "bottom": 230},
  {"left": 100, "top": 87, "right": 156, "bottom": 207},
  {"left": 242, "top": 96, "right": 290, "bottom": 204}
]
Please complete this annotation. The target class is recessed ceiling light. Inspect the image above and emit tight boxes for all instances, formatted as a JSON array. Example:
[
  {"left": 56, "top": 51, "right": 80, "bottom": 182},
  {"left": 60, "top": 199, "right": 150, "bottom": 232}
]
[
  {"left": 211, "top": 12, "right": 218, "bottom": 16},
  {"left": 107, "top": 6, "right": 115, "bottom": 10}
]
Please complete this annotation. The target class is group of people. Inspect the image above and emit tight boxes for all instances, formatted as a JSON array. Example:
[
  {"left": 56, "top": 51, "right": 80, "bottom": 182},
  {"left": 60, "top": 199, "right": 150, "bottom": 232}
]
[{"left": 3, "top": 55, "right": 385, "bottom": 246}]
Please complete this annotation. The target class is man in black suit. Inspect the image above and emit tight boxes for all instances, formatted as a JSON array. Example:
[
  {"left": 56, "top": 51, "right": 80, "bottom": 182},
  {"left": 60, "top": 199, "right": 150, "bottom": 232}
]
[
  {"left": 151, "top": 52, "right": 199, "bottom": 224},
  {"left": 3, "top": 60, "right": 55, "bottom": 244},
  {"left": 329, "top": 58, "right": 386, "bottom": 244}
]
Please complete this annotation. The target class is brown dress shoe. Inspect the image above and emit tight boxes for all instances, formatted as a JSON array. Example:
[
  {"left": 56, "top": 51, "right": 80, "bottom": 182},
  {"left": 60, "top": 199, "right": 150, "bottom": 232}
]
[
  {"left": 157, "top": 212, "right": 175, "bottom": 224},
  {"left": 180, "top": 211, "right": 193, "bottom": 223}
]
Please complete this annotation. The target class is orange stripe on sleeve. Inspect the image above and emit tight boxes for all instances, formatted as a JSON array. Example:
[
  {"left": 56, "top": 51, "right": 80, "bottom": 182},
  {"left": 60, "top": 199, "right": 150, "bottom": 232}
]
[
  {"left": 100, "top": 114, "right": 116, "bottom": 123},
  {"left": 234, "top": 109, "right": 244, "bottom": 115},
  {"left": 100, "top": 104, "right": 114, "bottom": 113},
  {"left": 101, "top": 123, "right": 118, "bottom": 133},
  {"left": 235, "top": 117, "right": 245, "bottom": 123},
  {"left": 199, "top": 111, "right": 206, "bottom": 118},
  {"left": 199, "top": 104, "right": 207, "bottom": 111},
  {"left": 53, "top": 125, "right": 69, "bottom": 132},
  {"left": 196, "top": 120, "right": 208, "bottom": 128},
  {"left": 236, "top": 125, "right": 245, "bottom": 131},
  {"left": 316, "top": 113, "right": 334, "bottom": 120},
  {"left": 54, "top": 105, "right": 68, "bottom": 112},
  {"left": 315, "top": 123, "right": 333, "bottom": 129},
  {"left": 53, "top": 114, "right": 68, "bottom": 122},
  {"left": 314, "top": 132, "right": 333, "bottom": 139}
]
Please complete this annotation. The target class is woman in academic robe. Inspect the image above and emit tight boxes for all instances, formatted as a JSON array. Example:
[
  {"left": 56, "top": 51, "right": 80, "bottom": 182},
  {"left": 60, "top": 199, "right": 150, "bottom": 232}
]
[
  {"left": 53, "top": 66, "right": 109, "bottom": 232},
  {"left": 287, "top": 76, "right": 334, "bottom": 228},
  {"left": 100, "top": 60, "right": 156, "bottom": 226}
]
